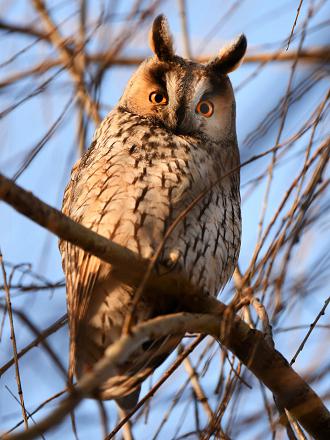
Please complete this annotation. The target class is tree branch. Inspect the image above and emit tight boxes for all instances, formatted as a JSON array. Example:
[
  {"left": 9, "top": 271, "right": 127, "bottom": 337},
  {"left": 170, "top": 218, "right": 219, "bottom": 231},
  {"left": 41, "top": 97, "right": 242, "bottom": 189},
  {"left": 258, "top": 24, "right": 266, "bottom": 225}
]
[
  {"left": 1, "top": 16, "right": 328, "bottom": 64},
  {"left": 87, "top": 47, "right": 330, "bottom": 66},
  {"left": 0, "top": 174, "right": 329, "bottom": 439},
  {"left": 0, "top": 173, "right": 201, "bottom": 304}
]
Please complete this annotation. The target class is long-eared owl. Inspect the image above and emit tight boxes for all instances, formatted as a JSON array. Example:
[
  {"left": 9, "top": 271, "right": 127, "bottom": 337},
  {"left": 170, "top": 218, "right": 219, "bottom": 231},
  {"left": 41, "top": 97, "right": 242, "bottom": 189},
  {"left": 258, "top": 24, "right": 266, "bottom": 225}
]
[{"left": 60, "top": 15, "right": 246, "bottom": 409}]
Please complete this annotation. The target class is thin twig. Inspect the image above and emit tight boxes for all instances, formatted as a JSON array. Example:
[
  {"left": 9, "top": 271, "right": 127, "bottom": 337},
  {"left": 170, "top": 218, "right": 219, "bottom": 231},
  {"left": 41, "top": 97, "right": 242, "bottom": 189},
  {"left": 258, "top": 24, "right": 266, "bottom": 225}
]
[
  {"left": 5, "top": 389, "right": 67, "bottom": 434},
  {"left": 252, "top": 2, "right": 313, "bottom": 271},
  {"left": 0, "top": 314, "right": 67, "bottom": 377},
  {"left": 4, "top": 386, "right": 46, "bottom": 440},
  {"left": 107, "top": 336, "right": 204, "bottom": 439},
  {"left": 290, "top": 296, "right": 330, "bottom": 365},
  {"left": 0, "top": 250, "right": 29, "bottom": 429},
  {"left": 287, "top": 0, "right": 304, "bottom": 50}
]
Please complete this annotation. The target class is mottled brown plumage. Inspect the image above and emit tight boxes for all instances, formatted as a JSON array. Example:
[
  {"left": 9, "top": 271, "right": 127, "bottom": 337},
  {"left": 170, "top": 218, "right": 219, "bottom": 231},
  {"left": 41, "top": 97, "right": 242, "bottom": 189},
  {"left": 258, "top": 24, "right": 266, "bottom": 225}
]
[{"left": 59, "top": 15, "right": 246, "bottom": 409}]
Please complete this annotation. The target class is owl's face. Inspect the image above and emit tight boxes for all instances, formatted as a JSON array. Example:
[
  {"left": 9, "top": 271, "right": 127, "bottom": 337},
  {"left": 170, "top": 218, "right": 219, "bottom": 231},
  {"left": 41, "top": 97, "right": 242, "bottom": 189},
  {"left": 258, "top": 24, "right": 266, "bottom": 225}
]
[{"left": 119, "top": 16, "right": 247, "bottom": 143}]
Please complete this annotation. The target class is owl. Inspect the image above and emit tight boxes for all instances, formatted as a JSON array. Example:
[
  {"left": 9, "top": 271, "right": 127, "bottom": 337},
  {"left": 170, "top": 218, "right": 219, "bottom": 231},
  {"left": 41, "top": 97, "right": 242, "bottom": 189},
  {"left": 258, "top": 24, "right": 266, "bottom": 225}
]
[{"left": 60, "top": 15, "right": 246, "bottom": 410}]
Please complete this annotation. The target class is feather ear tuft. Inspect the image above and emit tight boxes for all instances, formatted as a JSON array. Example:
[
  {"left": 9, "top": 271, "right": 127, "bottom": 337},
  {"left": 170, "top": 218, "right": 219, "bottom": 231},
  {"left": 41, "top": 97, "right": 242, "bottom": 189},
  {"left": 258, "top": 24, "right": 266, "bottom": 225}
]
[
  {"left": 207, "top": 34, "right": 247, "bottom": 74},
  {"left": 149, "top": 15, "right": 175, "bottom": 62}
]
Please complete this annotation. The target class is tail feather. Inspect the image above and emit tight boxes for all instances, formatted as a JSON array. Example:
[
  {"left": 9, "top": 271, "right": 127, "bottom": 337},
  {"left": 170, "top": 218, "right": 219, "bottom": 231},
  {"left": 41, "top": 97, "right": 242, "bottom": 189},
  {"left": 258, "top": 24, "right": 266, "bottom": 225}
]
[{"left": 116, "top": 386, "right": 141, "bottom": 411}]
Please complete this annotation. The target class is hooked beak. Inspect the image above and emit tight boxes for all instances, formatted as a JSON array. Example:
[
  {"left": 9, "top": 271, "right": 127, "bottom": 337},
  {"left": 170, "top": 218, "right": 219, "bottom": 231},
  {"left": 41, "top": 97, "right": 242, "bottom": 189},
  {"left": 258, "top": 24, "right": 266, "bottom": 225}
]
[{"left": 171, "top": 104, "right": 191, "bottom": 134}]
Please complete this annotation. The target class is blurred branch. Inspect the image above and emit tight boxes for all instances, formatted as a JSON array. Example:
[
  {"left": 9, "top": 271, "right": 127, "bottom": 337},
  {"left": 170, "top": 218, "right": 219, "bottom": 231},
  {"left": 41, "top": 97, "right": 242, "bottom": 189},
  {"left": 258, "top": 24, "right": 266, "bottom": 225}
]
[
  {"left": 88, "top": 47, "right": 330, "bottom": 65},
  {"left": 0, "top": 306, "right": 67, "bottom": 379},
  {"left": 204, "top": 360, "right": 241, "bottom": 439},
  {"left": 12, "top": 97, "right": 73, "bottom": 181},
  {"left": 4, "top": 386, "right": 45, "bottom": 440},
  {"left": 183, "top": 356, "right": 214, "bottom": 421},
  {"left": 196, "top": 0, "right": 243, "bottom": 54},
  {"left": 0, "top": 282, "right": 65, "bottom": 293},
  {"left": 3, "top": 14, "right": 329, "bottom": 65},
  {"left": 0, "top": 19, "right": 51, "bottom": 41},
  {"left": 0, "top": 48, "right": 328, "bottom": 91},
  {"left": 76, "top": 0, "right": 87, "bottom": 156},
  {"left": 177, "top": 0, "right": 192, "bottom": 59},
  {"left": 4, "top": 389, "right": 67, "bottom": 435},
  {"left": 148, "top": 338, "right": 215, "bottom": 439},
  {"left": 0, "top": 314, "right": 67, "bottom": 376},
  {"left": 32, "top": 0, "right": 101, "bottom": 124},
  {"left": 1, "top": 17, "right": 329, "bottom": 65},
  {"left": 245, "top": 136, "right": 330, "bottom": 286},
  {"left": 254, "top": 2, "right": 312, "bottom": 255}
]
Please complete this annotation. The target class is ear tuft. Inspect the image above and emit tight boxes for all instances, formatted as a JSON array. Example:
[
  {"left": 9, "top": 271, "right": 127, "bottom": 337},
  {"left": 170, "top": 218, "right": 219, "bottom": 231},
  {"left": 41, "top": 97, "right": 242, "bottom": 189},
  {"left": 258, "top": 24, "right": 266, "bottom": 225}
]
[
  {"left": 149, "top": 15, "right": 175, "bottom": 61},
  {"left": 207, "top": 34, "right": 247, "bottom": 74}
]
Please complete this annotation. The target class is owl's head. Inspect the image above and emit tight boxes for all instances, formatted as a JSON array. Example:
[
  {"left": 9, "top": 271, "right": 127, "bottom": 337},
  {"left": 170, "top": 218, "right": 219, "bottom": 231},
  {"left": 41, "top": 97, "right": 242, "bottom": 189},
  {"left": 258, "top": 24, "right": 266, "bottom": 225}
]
[{"left": 119, "top": 15, "right": 247, "bottom": 142}]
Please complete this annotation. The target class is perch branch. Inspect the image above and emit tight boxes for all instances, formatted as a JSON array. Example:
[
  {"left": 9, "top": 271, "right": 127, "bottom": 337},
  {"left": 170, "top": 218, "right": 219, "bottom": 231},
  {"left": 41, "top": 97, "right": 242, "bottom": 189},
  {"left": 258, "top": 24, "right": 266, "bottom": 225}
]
[
  {"left": 0, "top": 173, "right": 202, "bottom": 305},
  {"left": 0, "top": 175, "right": 330, "bottom": 439}
]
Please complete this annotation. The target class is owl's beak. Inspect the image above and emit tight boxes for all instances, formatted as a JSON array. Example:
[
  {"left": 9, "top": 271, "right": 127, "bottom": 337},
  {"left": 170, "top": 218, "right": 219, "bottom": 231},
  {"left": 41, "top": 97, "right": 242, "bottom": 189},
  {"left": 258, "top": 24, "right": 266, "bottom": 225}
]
[
  {"left": 174, "top": 119, "right": 191, "bottom": 135},
  {"left": 161, "top": 100, "right": 191, "bottom": 134},
  {"left": 173, "top": 105, "right": 191, "bottom": 135}
]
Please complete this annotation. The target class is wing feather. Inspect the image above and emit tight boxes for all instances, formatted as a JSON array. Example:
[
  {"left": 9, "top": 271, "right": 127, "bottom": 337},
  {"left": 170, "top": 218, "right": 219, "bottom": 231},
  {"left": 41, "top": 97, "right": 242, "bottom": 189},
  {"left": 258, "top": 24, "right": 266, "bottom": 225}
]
[{"left": 60, "top": 152, "right": 104, "bottom": 374}]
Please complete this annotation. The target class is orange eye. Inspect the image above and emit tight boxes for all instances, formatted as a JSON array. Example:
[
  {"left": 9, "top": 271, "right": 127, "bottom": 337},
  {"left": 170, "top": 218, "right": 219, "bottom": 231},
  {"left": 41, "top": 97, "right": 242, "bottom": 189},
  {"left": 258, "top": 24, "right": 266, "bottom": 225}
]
[
  {"left": 149, "top": 91, "right": 168, "bottom": 105},
  {"left": 196, "top": 100, "right": 214, "bottom": 117}
]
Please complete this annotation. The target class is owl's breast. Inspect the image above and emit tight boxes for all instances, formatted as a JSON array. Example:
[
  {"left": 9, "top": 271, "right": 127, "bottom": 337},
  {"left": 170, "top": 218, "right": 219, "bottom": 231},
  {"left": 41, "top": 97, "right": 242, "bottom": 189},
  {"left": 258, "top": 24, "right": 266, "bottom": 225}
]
[{"left": 66, "top": 111, "right": 241, "bottom": 296}]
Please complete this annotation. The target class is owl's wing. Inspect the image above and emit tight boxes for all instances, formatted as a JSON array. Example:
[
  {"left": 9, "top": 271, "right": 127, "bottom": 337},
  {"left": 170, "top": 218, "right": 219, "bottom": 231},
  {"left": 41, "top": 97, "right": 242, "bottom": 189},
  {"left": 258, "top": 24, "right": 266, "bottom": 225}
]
[
  {"left": 62, "top": 244, "right": 101, "bottom": 374},
  {"left": 60, "top": 155, "right": 103, "bottom": 373}
]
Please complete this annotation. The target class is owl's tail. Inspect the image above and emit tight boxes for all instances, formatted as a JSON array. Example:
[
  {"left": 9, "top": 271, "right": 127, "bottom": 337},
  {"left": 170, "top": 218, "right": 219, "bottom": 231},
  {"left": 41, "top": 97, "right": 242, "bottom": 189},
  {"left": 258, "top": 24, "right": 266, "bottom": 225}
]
[{"left": 115, "top": 387, "right": 141, "bottom": 411}]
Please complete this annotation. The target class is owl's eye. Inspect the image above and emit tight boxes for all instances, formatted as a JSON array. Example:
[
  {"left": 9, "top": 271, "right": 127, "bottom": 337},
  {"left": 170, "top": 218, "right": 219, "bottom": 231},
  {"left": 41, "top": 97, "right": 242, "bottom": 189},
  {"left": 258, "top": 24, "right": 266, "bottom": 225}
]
[
  {"left": 149, "top": 91, "right": 168, "bottom": 105},
  {"left": 196, "top": 100, "right": 214, "bottom": 118}
]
